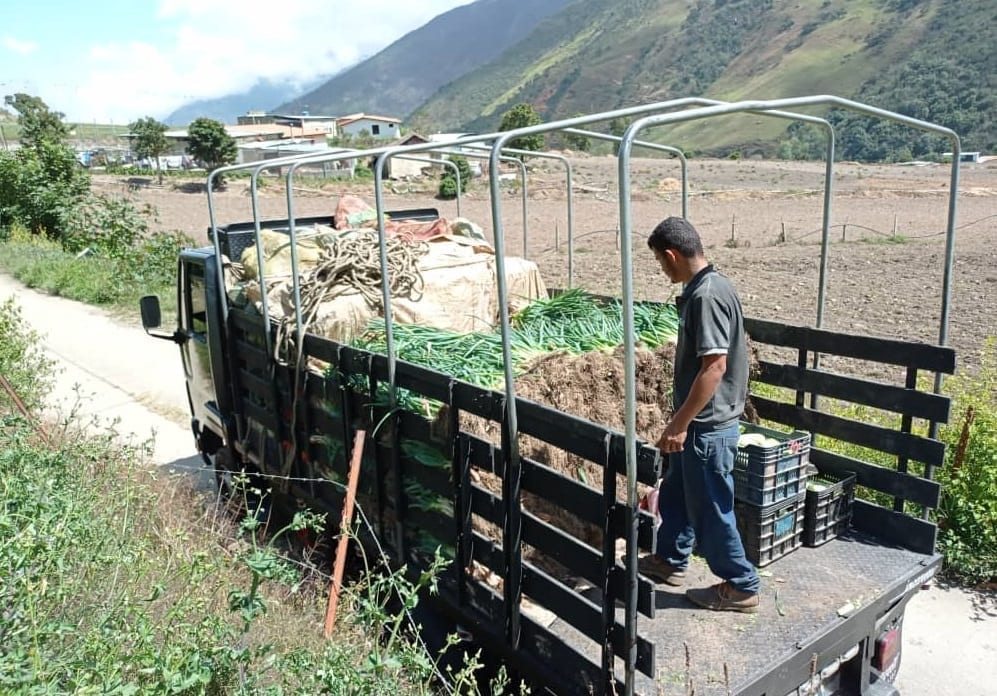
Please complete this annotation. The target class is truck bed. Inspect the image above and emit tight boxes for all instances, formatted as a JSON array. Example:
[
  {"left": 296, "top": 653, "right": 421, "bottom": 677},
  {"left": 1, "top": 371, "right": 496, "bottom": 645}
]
[
  {"left": 222, "top": 302, "right": 953, "bottom": 696},
  {"left": 546, "top": 531, "right": 939, "bottom": 694}
]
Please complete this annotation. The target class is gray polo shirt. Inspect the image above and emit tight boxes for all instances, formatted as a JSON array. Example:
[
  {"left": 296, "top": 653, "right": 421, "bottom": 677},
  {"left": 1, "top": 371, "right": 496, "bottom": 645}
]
[{"left": 673, "top": 265, "right": 748, "bottom": 429}]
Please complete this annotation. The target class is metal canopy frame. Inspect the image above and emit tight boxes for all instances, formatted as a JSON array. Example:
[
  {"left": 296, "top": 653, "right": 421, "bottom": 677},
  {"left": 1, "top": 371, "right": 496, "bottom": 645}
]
[{"left": 201, "top": 95, "right": 960, "bottom": 696}]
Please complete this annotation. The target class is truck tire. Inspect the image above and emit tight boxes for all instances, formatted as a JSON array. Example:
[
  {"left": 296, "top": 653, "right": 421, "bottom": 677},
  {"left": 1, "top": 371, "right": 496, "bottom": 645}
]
[{"left": 213, "top": 446, "right": 267, "bottom": 517}]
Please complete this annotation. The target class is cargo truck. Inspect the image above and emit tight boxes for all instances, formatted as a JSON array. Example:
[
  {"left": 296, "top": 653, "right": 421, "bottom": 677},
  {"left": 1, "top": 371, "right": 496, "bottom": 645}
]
[{"left": 140, "top": 97, "right": 962, "bottom": 695}]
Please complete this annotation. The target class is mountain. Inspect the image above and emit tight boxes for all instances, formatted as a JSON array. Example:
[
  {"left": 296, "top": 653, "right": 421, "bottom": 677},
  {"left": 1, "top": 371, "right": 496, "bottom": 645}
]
[
  {"left": 164, "top": 76, "right": 328, "bottom": 126},
  {"left": 408, "top": 0, "right": 996, "bottom": 157},
  {"left": 276, "top": 0, "right": 573, "bottom": 120}
]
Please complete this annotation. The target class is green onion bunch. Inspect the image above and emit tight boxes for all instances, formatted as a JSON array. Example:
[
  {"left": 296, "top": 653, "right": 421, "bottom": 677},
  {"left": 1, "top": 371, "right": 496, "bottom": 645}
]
[{"left": 349, "top": 289, "right": 679, "bottom": 391}]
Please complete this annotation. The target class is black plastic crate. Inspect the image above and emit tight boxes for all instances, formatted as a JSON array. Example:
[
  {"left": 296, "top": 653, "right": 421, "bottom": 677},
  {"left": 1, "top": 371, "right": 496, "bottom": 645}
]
[
  {"left": 733, "top": 462, "right": 807, "bottom": 505},
  {"left": 734, "top": 494, "right": 805, "bottom": 567},
  {"left": 803, "top": 471, "right": 857, "bottom": 547},
  {"left": 736, "top": 422, "right": 811, "bottom": 478}
]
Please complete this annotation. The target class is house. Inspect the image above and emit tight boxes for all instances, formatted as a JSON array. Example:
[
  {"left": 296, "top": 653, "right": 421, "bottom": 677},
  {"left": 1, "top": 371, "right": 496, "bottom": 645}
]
[
  {"left": 161, "top": 123, "right": 331, "bottom": 163},
  {"left": 237, "top": 112, "right": 339, "bottom": 138},
  {"left": 337, "top": 113, "right": 402, "bottom": 140},
  {"left": 942, "top": 151, "right": 985, "bottom": 164},
  {"left": 237, "top": 141, "right": 356, "bottom": 177},
  {"left": 383, "top": 133, "right": 435, "bottom": 178}
]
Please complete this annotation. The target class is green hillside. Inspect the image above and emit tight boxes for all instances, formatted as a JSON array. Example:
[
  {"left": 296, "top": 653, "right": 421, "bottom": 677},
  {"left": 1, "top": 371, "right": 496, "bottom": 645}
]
[
  {"left": 409, "top": 0, "right": 996, "bottom": 158},
  {"left": 277, "top": 0, "right": 573, "bottom": 120}
]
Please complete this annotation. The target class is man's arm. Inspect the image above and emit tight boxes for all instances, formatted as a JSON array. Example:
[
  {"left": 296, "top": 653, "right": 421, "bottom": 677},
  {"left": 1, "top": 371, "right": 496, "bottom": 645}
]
[{"left": 657, "top": 353, "right": 727, "bottom": 453}]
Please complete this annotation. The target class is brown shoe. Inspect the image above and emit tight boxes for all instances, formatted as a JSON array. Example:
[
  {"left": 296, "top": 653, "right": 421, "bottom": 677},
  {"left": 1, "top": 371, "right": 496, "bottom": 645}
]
[
  {"left": 638, "top": 555, "right": 687, "bottom": 586},
  {"left": 686, "top": 582, "right": 759, "bottom": 613}
]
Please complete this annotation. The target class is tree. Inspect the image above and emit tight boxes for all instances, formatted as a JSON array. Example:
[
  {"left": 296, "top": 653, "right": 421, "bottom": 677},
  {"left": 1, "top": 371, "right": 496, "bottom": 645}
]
[
  {"left": 129, "top": 117, "right": 170, "bottom": 185},
  {"left": 0, "top": 139, "right": 90, "bottom": 238},
  {"left": 185, "top": 118, "right": 237, "bottom": 188},
  {"left": 608, "top": 118, "right": 628, "bottom": 155},
  {"left": 562, "top": 115, "right": 591, "bottom": 152},
  {"left": 498, "top": 103, "right": 545, "bottom": 157},
  {"left": 438, "top": 154, "right": 472, "bottom": 199},
  {"left": 4, "top": 93, "right": 69, "bottom": 148}
]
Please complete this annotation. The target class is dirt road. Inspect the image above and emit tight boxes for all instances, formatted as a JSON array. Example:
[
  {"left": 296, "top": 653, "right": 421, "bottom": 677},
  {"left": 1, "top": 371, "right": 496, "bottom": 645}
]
[{"left": 2, "top": 267, "right": 995, "bottom": 692}]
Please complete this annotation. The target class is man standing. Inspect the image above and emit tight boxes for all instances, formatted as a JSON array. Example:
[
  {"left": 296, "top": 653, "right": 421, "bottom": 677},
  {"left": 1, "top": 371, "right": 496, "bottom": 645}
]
[{"left": 638, "top": 216, "right": 760, "bottom": 613}]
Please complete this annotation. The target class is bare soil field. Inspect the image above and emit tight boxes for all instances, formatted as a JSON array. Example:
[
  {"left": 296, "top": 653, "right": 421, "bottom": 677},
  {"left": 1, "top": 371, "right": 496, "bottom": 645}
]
[{"left": 93, "top": 156, "right": 997, "bottom": 377}]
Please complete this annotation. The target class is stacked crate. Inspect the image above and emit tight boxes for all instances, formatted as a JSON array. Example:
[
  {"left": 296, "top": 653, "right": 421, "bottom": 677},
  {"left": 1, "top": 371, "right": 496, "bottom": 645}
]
[
  {"left": 732, "top": 423, "right": 812, "bottom": 567},
  {"left": 803, "top": 471, "right": 857, "bottom": 546}
]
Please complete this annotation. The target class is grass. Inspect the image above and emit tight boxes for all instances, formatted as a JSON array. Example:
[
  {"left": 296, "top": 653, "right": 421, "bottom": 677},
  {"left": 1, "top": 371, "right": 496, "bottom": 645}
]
[
  {"left": 0, "top": 225, "right": 180, "bottom": 322},
  {"left": 0, "top": 291, "right": 508, "bottom": 693}
]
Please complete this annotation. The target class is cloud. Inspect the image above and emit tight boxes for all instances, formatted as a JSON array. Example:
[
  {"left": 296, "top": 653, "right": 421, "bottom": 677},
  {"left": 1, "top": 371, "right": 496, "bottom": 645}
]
[
  {"left": 2, "top": 37, "right": 39, "bottom": 55},
  {"left": 66, "top": 0, "right": 470, "bottom": 122}
]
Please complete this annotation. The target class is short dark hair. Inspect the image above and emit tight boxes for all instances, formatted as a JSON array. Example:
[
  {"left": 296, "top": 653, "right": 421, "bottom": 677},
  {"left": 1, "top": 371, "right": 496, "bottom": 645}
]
[{"left": 647, "top": 217, "right": 704, "bottom": 258}]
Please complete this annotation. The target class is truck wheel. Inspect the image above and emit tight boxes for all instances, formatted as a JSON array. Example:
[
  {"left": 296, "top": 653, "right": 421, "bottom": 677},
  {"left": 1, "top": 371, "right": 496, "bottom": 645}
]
[{"left": 213, "top": 447, "right": 266, "bottom": 516}]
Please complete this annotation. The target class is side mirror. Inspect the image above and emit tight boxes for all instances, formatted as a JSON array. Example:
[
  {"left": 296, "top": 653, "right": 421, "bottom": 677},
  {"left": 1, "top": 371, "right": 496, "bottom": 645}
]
[
  {"left": 140, "top": 295, "right": 162, "bottom": 331},
  {"left": 139, "top": 295, "right": 186, "bottom": 344}
]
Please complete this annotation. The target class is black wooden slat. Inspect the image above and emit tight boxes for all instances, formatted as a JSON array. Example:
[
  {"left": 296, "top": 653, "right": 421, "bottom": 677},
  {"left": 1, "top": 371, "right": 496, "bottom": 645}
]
[
  {"left": 464, "top": 432, "right": 502, "bottom": 476},
  {"left": 520, "top": 564, "right": 655, "bottom": 678},
  {"left": 517, "top": 398, "right": 617, "bottom": 467},
  {"left": 465, "top": 532, "right": 654, "bottom": 681},
  {"left": 462, "top": 431, "right": 657, "bottom": 550},
  {"left": 237, "top": 369, "right": 274, "bottom": 404},
  {"left": 457, "top": 576, "right": 610, "bottom": 693},
  {"left": 241, "top": 399, "right": 278, "bottom": 431},
  {"left": 471, "top": 485, "right": 503, "bottom": 527},
  {"left": 301, "top": 333, "right": 337, "bottom": 364},
  {"left": 452, "top": 381, "right": 506, "bottom": 422},
  {"left": 229, "top": 307, "right": 266, "bottom": 334},
  {"left": 744, "top": 318, "right": 956, "bottom": 374},
  {"left": 810, "top": 449, "right": 941, "bottom": 509},
  {"left": 851, "top": 499, "right": 938, "bottom": 555},
  {"left": 607, "top": 433, "right": 662, "bottom": 484},
  {"left": 338, "top": 345, "right": 370, "bottom": 376},
  {"left": 520, "top": 457, "right": 604, "bottom": 527},
  {"left": 394, "top": 360, "right": 452, "bottom": 404},
  {"left": 523, "top": 510, "right": 655, "bottom": 617},
  {"left": 753, "top": 396, "right": 946, "bottom": 468},
  {"left": 406, "top": 508, "right": 453, "bottom": 543},
  {"left": 233, "top": 341, "right": 268, "bottom": 371},
  {"left": 755, "top": 361, "right": 951, "bottom": 423}
]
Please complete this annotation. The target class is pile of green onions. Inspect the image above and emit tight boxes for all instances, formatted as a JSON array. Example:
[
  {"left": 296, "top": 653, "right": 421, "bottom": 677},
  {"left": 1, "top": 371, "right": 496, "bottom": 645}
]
[{"left": 350, "top": 289, "right": 679, "bottom": 392}]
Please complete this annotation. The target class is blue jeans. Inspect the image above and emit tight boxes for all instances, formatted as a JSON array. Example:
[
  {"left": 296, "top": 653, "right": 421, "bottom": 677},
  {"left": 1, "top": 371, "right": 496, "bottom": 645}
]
[{"left": 655, "top": 423, "right": 760, "bottom": 594}]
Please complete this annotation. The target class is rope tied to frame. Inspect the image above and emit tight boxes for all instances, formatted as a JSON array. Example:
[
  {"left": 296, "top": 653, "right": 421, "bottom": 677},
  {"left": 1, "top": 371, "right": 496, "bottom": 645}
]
[{"left": 274, "top": 232, "right": 429, "bottom": 362}]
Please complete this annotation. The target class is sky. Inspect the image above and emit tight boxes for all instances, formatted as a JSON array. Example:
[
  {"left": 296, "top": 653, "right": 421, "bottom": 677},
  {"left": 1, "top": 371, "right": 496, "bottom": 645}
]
[{"left": 0, "top": 0, "right": 472, "bottom": 124}]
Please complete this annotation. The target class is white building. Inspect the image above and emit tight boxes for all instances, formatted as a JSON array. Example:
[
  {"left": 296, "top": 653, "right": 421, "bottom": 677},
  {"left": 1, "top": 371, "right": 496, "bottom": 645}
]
[{"left": 337, "top": 113, "right": 402, "bottom": 140}]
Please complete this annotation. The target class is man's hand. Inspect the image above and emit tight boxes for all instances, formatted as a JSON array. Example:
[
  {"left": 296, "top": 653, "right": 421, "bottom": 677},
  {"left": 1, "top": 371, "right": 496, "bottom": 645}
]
[{"left": 656, "top": 419, "right": 687, "bottom": 453}]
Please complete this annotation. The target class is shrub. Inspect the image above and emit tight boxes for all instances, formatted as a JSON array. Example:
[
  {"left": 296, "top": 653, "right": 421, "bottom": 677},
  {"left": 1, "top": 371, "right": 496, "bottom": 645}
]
[
  {"left": 935, "top": 339, "right": 997, "bottom": 584},
  {"left": 438, "top": 155, "right": 471, "bottom": 199},
  {"left": 0, "top": 140, "right": 89, "bottom": 240},
  {"left": 0, "top": 415, "right": 504, "bottom": 693},
  {"left": 0, "top": 295, "right": 54, "bottom": 416}
]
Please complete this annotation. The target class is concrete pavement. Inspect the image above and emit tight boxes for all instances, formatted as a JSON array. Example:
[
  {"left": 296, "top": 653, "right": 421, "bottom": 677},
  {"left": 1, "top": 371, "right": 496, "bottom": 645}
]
[
  {"left": 1, "top": 272, "right": 994, "bottom": 694},
  {"left": 0, "top": 273, "right": 195, "bottom": 467}
]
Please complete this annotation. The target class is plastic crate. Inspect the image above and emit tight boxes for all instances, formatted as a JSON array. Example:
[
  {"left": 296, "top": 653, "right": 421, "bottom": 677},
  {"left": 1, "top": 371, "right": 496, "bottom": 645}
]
[
  {"left": 736, "top": 422, "right": 811, "bottom": 478},
  {"left": 733, "top": 462, "right": 808, "bottom": 505},
  {"left": 734, "top": 494, "right": 805, "bottom": 567},
  {"left": 803, "top": 471, "right": 856, "bottom": 547}
]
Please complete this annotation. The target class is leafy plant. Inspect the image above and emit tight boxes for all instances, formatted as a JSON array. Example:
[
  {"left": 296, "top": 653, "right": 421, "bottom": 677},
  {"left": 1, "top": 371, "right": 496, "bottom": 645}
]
[
  {"left": 498, "top": 103, "right": 545, "bottom": 156},
  {"left": 0, "top": 139, "right": 90, "bottom": 240},
  {"left": 438, "top": 154, "right": 471, "bottom": 199},
  {"left": 935, "top": 339, "right": 997, "bottom": 584},
  {"left": 186, "top": 117, "right": 237, "bottom": 188},
  {"left": 3, "top": 92, "right": 69, "bottom": 148},
  {"left": 0, "top": 295, "right": 54, "bottom": 415},
  {"left": 128, "top": 116, "right": 170, "bottom": 185}
]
